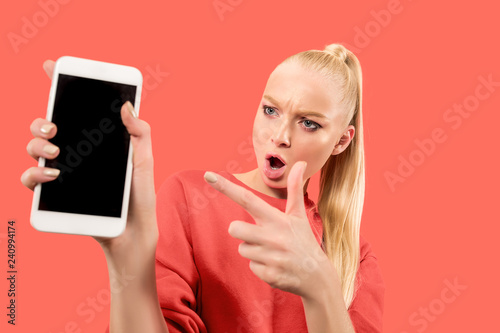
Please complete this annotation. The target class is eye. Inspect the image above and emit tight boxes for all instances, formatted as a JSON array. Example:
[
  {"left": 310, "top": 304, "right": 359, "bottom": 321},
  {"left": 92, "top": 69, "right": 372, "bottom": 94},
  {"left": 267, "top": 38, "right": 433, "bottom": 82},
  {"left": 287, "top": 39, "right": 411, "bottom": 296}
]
[
  {"left": 263, "top": 105, "right": 321, "bottom": 132},
  {"left": 263, "top": 106, "right": 277, "bottom": 116},
  {"left": 301, "top": 119, "right": 321, "bottom": 132}
]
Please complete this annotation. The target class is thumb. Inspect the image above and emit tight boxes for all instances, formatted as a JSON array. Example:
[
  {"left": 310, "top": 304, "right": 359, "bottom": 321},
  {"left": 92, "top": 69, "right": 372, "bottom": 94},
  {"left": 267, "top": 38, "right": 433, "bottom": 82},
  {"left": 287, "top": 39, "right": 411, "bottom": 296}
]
[
  {"left": 285, "top": 161, "right": 307, "bottom": 217},
  {"left": 119, "top": 102, "right": 156, "bottom": 224},
  {"left": 120, "top": 101, "right": 139, "bottom": 134},
  {"left": 120, "top": 101, "right": 153, "bottom": 166}
]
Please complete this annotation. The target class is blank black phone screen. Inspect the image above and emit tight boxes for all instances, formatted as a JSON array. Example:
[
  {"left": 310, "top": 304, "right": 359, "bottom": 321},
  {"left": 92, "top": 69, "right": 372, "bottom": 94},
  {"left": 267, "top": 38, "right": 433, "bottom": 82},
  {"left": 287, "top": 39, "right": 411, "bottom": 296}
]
[{"left": 39, "top": 74, "right": 137, "bottom": 218}]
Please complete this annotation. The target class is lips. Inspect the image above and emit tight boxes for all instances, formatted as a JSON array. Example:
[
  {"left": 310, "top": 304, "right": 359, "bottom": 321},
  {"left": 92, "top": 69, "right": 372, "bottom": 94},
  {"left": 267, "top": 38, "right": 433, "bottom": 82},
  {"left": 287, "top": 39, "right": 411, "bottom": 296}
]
[
  {"left": 265, "top": 152, "right": 286, "bottom": 167},
  {"left": 264, "top": 152, "right": 287, "bottom": 179}
]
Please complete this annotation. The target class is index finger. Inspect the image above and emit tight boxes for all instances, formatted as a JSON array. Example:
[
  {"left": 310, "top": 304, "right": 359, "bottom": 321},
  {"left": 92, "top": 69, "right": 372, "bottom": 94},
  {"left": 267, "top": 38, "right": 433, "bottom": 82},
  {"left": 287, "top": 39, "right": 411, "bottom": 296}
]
[{"left": 204, "top": 172, "right": 281, "bottom": 222}]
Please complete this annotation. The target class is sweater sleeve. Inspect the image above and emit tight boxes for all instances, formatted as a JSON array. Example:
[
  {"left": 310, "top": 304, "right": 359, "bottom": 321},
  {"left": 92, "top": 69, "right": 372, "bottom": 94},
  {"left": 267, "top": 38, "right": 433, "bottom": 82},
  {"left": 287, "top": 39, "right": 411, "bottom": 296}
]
[
  {"left": 154, "top": 173, "right": 207, "bottom": 333},
  {"left": 347, "top": 243, "right": 385, "bottom": 333},
  {"left": 103, "top": 173, "right": 207, "bottom": 333}
]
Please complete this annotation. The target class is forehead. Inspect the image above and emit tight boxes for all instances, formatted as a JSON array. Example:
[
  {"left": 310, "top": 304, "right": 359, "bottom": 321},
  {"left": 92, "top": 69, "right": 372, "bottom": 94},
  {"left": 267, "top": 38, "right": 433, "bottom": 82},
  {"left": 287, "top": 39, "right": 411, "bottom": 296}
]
[{"left": 264, "top": 61, "right": 339, "bottom": 117}]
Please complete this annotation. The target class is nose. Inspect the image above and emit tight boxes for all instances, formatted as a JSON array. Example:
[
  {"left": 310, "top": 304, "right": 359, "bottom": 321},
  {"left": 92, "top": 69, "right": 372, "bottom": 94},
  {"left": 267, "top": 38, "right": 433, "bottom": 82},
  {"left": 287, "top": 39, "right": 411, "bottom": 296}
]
[{"left": 271, "top": 122, "right": 290, "bottom": 147}]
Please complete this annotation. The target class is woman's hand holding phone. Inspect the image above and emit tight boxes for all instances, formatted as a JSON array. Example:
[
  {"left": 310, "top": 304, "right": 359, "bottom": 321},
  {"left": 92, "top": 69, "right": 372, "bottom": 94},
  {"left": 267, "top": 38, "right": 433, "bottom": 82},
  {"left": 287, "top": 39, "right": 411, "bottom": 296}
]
[
  {"left": 21, "top": 60, "right": 159, "bottom": 259},
  {"left": 21, "top": 60, "right": 170, "bottom": 333}
]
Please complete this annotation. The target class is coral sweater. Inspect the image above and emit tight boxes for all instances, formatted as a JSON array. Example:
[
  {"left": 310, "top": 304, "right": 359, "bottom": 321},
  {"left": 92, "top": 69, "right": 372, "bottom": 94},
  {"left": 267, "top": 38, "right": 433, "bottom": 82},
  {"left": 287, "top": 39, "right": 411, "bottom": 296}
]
[{"left": 105, "top": 170, "right": 385, "bottom": 332}]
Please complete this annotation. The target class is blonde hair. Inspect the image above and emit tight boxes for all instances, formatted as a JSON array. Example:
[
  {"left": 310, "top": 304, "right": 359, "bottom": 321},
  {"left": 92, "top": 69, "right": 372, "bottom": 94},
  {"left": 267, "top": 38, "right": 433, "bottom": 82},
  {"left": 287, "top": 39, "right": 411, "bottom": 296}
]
[{"left": 281, "top": 43, "right": 364, "bottom": 309}]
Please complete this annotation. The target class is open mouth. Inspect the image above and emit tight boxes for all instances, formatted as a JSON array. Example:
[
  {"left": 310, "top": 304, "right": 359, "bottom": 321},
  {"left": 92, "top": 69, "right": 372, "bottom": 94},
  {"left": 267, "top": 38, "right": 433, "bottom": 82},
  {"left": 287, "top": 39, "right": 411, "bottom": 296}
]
[
  {"left": 264, "top": 152, "right": 287, "bottom": 179},
  {"left": 269, "top": 156, "right": 285, "bottom": 170}
]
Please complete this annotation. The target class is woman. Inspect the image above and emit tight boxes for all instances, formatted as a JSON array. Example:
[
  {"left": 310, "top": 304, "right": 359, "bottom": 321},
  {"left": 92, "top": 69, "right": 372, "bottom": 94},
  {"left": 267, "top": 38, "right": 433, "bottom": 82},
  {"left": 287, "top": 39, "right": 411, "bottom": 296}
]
[{"left": 21, "top": 43, "right": 385, "bottom": 332}]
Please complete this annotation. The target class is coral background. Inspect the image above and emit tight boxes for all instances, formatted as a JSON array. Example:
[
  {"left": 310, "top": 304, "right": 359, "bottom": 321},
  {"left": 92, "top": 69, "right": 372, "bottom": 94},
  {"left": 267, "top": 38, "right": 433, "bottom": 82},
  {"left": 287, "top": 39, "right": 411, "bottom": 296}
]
[{"left": 1, "top": 0, "right": 499, "bottom": 331}]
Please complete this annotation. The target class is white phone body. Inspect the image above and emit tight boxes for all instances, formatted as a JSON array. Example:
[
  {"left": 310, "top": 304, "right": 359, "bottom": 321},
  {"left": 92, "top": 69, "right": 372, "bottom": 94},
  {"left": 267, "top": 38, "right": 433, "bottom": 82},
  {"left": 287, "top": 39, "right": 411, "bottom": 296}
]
[{"left": 30, "top": 56, "right": 142, "bottom": 237}]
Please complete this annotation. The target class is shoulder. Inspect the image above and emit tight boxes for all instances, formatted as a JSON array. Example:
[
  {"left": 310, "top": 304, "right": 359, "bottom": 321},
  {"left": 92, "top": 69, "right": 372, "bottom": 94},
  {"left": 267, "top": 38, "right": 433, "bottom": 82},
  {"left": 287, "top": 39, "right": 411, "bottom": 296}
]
[
  {"left": 156, "top": 170, "right": 206, "bottom": 208},
  {"left": 357, "top": 234, "right": 384, "bottom": 287},
  {"left": 359, "top": 234, "right": 378, "bottom": 262},
  {"left": 156, "top": 170, "right": 213, "bottom": 234},
  {"left": 352, "top": 234, "right": 385, "bottom": 307},
  {"left": 159, "top": 169, "right": 206, "bottom": 187},
  {"left": 348, "top": 234, "right": 385, "bottom": 331},
  {"left": 157, "top": 169, "right": 234, "bottom": 209},
  {"left": 157, "top": 169, "right": 209, "bottom": 196},
  {"left": 158, "top": 169, "right": 236, "bottom": 195}
]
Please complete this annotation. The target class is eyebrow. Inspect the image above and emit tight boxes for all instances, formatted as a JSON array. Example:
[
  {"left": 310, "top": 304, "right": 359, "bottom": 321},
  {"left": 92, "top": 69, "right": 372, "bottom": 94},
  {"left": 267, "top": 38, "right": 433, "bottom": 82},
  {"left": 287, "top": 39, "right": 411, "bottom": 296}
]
[{"left": 263, "top": 95, "right": 329, "bottom": 120}]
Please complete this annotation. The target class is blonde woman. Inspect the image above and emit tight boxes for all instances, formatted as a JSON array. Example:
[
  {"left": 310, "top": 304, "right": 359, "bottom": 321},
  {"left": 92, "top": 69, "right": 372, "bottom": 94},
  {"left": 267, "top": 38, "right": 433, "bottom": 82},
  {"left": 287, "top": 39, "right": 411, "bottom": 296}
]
[{"left": 22, "top": 43, "right": 385, "bottom": 332}]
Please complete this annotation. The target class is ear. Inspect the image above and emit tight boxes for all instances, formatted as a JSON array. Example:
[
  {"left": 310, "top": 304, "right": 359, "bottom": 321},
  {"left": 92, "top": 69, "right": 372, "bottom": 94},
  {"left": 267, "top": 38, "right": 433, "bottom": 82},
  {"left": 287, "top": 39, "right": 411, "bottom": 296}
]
[{"left": 331, "top": 125, "right": 355, "bottom": 155}]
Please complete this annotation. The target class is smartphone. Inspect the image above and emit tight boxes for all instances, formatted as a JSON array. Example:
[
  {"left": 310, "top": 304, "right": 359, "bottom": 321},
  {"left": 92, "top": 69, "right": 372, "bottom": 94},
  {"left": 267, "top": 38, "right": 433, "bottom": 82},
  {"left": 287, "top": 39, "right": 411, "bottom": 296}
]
[{"left": 30, "top": 56, "right": 142, "bottom": 237}]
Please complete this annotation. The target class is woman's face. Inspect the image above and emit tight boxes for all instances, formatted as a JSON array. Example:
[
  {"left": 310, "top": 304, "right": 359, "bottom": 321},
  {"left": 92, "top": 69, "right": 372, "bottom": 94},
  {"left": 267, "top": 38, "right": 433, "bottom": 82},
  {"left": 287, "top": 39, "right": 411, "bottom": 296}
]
[{"left": 252, "top": 60, "right": 355, "bottom": 198}]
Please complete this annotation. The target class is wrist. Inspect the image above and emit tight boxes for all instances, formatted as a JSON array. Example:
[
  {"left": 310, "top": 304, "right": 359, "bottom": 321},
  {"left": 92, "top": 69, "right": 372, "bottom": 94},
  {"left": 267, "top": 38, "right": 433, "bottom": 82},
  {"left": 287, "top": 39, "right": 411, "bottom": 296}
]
[
  {"left": 301, "top": 259, "right": 340, "bottom": 304},
  {"left": 102, "top": 234, "right": 158, "bottom": 271},
  {"left": 104, "top": 247, "right": 157, "bottom": 290}
]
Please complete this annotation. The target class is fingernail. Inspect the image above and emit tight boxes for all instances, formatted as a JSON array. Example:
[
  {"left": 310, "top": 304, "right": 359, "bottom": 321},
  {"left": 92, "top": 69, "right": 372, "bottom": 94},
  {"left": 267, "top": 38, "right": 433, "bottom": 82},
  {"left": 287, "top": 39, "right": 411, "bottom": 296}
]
[
  {"left": 204, "top": 171, "right": 218, "bottom": 184},
  {"left": 43, "top": 168, "right": 60, "bottom": 177},
  {"left": 126, "top": 101, "right": 137, "bottom": 118},
  {"left": 43, "top": 144, "right": 59, "bottom": 155},
  {"left": 41, "top": 124, "right": 54, "bottom": 134},
  {"left": 302, "top": 161, "right": 307, "bottom": 172}
]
